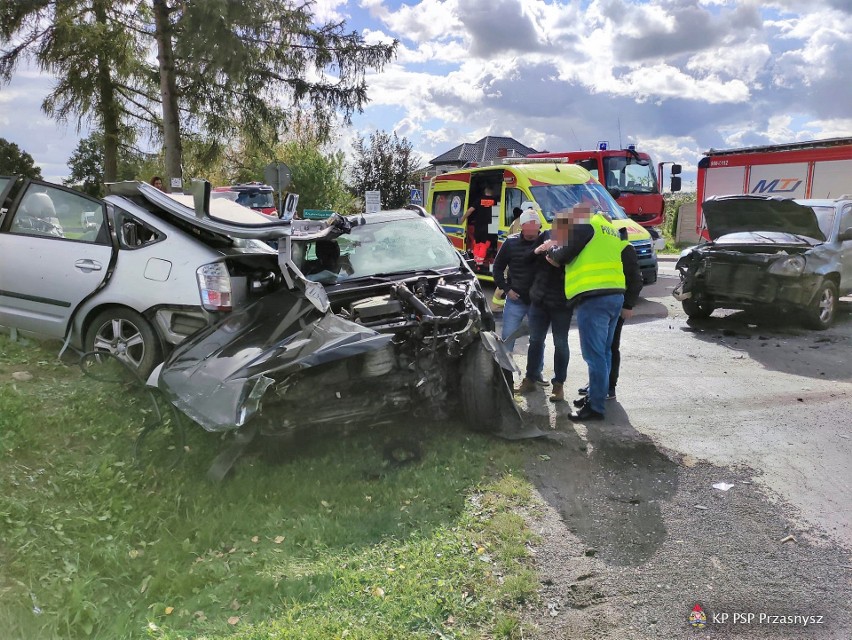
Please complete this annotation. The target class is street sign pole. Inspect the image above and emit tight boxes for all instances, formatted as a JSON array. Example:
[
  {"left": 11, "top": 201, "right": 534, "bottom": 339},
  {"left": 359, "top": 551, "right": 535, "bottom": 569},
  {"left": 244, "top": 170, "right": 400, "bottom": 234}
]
[
  {"left": 264, "top": 161, "right": 292, "bottom": 218},
  {"left": 278, "top": 169, "right": 283, "bottom": 218}
]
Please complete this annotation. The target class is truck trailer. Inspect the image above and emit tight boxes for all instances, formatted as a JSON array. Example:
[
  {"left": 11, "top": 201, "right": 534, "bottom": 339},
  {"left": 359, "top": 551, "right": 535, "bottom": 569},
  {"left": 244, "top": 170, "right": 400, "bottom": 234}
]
[{"left": 695, "top": 137, "right": 852, "bottom": 234}]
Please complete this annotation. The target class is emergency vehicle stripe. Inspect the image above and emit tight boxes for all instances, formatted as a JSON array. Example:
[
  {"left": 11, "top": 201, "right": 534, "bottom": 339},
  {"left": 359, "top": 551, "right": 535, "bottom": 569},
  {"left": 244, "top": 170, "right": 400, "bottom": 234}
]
[{"left": 434, "top": 173, "right": 471, "bottom": 183}]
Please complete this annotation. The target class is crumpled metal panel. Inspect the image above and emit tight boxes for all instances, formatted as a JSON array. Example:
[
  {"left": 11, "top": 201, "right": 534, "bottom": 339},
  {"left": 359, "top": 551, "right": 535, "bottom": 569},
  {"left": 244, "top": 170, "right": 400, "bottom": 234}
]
[{"left": 153, "top": 287, "right": 393, "bottom": 432}]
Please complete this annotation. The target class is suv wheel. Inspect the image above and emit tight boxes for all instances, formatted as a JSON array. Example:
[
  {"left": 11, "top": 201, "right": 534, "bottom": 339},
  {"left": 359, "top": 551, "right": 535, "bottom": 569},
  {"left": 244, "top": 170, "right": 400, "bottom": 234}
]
[
  {"left": 85, "top": 308, "right": 162, "bottom": 379},
  {"left": 802, "top": 280, "right": 837, "bottom": 330},
  {"left": 682, "top": 297, "right": 715, "bottom": 319}
]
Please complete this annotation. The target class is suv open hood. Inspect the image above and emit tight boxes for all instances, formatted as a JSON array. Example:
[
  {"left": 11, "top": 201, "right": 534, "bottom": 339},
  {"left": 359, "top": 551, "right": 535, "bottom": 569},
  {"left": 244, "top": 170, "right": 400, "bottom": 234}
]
[{"left": 702, "top": 196, "right": 825, "bottom": 242}]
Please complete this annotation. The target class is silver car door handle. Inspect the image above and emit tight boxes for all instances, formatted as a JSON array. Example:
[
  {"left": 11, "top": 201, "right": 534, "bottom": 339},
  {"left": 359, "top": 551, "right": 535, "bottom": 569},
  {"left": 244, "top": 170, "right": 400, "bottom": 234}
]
[{"left": 74, "top": 259, "right": 103, "bottom": 272}]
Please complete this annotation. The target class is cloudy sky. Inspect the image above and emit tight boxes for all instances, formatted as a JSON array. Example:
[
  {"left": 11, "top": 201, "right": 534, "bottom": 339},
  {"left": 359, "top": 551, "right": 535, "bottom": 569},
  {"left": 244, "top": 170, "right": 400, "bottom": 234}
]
[{"left": 2, "top": 0, "right": 851, "bottom": 187}]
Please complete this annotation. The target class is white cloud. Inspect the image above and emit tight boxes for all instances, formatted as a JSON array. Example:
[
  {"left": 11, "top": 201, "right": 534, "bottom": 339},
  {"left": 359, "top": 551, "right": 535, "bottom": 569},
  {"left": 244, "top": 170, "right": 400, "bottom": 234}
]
[
  {"left": 361, "top": 0, "right": 465, "bottom": 43},
  {"left": 616, "top": 64, "right": 752, "bottom": 103},
  {"left": 765, "top": 114, "right": 798, "bottom": 142},
  {"left": 686, "top": 41, "right": 772, "bottom": 82},
  {"left": 3, "top": 0, "right": 850, "bottom": 186},
  {"left": 310, "top": 0, "right": 350, "bottom": 23},
  {"left": 802, "top": 117, "right": 852, "bottom": 139},
  {"left": 769, "top": 8, "right": 852, "bottom": 86}
]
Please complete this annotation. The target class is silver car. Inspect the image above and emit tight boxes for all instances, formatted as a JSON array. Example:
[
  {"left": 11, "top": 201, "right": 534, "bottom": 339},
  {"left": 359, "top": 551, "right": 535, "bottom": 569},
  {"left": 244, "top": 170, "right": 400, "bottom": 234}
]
[
  {"left": 674, "top": 195, "right": 852, "bottom": 329},
  {"left": 0, "top": 176, "right": 283, "bottom": 377}
]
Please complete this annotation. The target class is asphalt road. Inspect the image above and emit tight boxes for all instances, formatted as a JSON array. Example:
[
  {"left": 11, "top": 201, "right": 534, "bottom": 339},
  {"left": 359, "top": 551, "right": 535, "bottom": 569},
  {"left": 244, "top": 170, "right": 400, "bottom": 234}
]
[{"left": 492, "top": 258, "right": 852, "bottom": 638}]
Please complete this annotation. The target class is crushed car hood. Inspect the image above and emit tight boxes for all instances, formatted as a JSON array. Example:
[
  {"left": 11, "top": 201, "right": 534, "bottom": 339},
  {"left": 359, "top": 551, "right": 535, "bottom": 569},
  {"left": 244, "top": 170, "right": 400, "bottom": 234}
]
[
  {"left": 152, "top": 287, "right": 393, "bottom": 432},
  {"left": 703, "top": 197, "right": 826, "bottom": 242}
]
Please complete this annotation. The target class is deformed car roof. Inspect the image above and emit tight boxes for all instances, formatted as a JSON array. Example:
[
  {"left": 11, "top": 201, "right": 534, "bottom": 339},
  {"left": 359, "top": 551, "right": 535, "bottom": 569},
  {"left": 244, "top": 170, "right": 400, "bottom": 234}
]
[
  {"left": 702, "top": 195, "right": 826, "bottom": 242},
  {"left": 106, "top": 181, "right": 292, "bottom": 241}
]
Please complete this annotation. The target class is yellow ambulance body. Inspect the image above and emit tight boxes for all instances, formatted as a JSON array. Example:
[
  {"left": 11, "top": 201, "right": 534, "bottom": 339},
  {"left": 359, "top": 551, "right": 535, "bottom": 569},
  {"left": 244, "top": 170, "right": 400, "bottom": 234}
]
[{"left": 426, "top": 160, "right": 658, "bottom": 284}]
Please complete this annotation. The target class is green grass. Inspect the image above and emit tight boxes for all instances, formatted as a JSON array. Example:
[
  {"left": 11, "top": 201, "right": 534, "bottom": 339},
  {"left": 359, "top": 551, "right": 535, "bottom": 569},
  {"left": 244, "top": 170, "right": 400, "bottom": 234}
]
[
  {"left": 0, "top": 334, "right": 540, "bottom": 639},
  {"left": 659, "top": 191, "right": 699, "bottom": 254},
  {"left": 657, "top": 238, "right": 691, "bottom": 255}
]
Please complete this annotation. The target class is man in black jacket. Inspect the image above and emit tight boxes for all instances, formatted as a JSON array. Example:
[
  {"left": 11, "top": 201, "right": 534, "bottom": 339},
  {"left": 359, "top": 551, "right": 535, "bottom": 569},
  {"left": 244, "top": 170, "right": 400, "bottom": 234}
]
[{"left": 492, "top": 209, "right": 541, "bottom": 358}]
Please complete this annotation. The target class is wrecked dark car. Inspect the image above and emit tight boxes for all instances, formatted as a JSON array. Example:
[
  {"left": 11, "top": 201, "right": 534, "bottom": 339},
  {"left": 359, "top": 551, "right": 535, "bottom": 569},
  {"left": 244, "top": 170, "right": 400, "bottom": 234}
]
[
  {"left": 148, "top": 205, "right": 526, "bottom": 466},
  {"left": 674, "top": 195, "right": 852, "bottom": 329}
]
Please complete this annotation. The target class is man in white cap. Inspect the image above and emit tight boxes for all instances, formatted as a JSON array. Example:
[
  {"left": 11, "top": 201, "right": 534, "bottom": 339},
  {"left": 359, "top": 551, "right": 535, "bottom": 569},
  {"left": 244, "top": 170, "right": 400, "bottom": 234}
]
[{"left": 491, "top": 207, "right": 544, "bottom": 384}]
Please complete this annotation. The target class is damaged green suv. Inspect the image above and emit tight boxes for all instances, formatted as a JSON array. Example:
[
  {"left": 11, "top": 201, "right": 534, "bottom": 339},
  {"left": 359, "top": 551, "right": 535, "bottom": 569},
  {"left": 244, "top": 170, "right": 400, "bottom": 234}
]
[{"left": 674, "top": 195, "right": 852, "bottom": 329}]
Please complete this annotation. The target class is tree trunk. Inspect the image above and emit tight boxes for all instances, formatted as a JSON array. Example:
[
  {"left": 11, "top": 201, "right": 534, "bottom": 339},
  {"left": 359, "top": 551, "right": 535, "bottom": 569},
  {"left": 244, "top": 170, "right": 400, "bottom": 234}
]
[
  {"left": 94, "top": 1, "right": 119, "bottom": 183},
  {"left": 153, "top": 0, "right": 182, "bottom": 192}
]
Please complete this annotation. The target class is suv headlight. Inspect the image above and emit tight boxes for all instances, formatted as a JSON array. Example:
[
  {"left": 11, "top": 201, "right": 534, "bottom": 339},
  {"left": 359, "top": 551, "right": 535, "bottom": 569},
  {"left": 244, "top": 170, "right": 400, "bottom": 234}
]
[{"left": 768, "top": 255, "right": 806, "bottom": 276}]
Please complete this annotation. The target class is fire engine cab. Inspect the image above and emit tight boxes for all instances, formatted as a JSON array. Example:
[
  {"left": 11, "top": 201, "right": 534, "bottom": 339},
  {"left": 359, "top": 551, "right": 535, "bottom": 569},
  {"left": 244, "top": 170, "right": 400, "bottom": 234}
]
[{"left": 527, "top": 143, "right": 681, "bottom": 230}]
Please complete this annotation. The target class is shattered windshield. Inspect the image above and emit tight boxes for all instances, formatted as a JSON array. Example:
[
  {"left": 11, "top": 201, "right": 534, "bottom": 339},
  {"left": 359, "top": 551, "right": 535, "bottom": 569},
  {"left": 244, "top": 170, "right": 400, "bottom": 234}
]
[
  {"left": 294, "top": 217, "right": 461, "bottom": 284},
  {"left": 603, "top": 156, "right": 659, "bottom": 194},
  {"left": 529, "top": 183, "right": 629, "bottom": 222}
]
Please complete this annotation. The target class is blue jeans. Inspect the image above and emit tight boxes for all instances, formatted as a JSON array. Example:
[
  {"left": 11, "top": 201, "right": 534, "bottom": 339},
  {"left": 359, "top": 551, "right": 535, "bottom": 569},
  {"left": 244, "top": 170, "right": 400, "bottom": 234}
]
[
  {"left": 576, "top": 293, "right": 624, "bottom": 414},
  {"left": 501, "top": 296, "right": 529, "bottom": 353},
  {"left": 526, "top": 303, "right": 573, "bottom": 384}
]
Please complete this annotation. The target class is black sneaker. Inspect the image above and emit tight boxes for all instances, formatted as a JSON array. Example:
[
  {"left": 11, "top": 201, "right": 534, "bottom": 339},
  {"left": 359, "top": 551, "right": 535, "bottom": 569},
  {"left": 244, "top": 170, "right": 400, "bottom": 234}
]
[
  {"left": 569, "top": 405, "right": 605, "bottom": 421},
  {"left": 573, "top": 396, "right": 587, "bottom": 409},
  {"left": 606, "top": 388, "right": 617, "bottom": 400},
  {"left": 577, "top": 384, "right": 589, "bottom": 396}
]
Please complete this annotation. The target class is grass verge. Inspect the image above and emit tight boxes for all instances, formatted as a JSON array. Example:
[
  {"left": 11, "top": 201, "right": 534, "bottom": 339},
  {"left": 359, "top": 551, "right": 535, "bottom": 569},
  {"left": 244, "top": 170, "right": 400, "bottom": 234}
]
[{"left": 0, "top": 334, "right": 539, "bottom": 639}]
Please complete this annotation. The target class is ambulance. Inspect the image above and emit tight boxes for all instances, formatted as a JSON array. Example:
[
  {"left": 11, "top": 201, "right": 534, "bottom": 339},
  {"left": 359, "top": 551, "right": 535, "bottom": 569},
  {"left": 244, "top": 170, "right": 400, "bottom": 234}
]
[{"left": 426, "top": 159, "right": 658, "bottom": 284}]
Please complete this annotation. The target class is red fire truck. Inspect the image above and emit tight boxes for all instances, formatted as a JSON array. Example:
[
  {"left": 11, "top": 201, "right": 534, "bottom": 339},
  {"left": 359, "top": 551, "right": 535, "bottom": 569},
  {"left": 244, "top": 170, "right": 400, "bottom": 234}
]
[
  {"left": 695, "top": 137, "right": 852, "bottom": 233},
  {"left": 527, "top": 144, "right": 681, "bottom": 230}
]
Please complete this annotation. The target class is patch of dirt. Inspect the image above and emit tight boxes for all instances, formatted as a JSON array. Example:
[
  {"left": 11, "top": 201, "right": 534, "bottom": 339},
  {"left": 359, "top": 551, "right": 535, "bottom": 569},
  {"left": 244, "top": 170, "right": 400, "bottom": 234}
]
[{"left": 520, "top": 425, "right": 852, "bottom": 639}]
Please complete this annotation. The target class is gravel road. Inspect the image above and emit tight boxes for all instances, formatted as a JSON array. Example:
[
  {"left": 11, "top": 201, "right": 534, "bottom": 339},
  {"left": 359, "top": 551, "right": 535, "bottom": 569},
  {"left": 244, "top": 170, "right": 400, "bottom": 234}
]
[{"left": 493, "top": 261, "right": 852, "bottom": 638}]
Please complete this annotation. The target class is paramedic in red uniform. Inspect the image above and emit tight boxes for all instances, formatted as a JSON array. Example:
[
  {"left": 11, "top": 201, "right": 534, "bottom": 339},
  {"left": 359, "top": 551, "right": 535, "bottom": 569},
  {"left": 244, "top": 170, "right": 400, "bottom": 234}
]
[{"left": 460, "top": 186, "right": 497, "bottom": 254}]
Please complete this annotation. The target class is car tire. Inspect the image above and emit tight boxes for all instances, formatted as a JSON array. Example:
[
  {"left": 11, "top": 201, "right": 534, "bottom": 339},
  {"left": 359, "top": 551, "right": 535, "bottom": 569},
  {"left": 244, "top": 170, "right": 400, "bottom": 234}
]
[
  {"left": 682, "top": 297, "right": 715, "bottom": 319},
  {"left": 84, "top": 308, "right": 163, "bottom": 380},
  {"left": 802, "top": 280, "right": 837, "bottom": 330},
  {"left": 459, "top": 341, "right": 501, "bottom": 433}
]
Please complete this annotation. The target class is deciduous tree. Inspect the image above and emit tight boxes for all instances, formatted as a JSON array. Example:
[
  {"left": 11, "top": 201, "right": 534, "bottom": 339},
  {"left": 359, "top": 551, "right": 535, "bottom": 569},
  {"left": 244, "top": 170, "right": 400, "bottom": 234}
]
[
  {"left": 217, "top": 115, "right": 353, "bottom": 213},
  {"left": 0, "top": 138, "right": 43, "bottom": 179},
  {"left": 64, "top": 132, "right": 143, "bottom": 196},
  {"left": 350, "top": 131, "right": 416, "bottom": 209}
]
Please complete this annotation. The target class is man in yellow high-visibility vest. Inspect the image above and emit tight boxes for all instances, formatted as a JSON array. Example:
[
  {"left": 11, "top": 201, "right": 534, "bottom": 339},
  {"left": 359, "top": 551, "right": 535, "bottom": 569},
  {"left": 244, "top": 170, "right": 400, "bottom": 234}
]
[{"left": 545, "top": 206, "right": 642, "bottom": 420}]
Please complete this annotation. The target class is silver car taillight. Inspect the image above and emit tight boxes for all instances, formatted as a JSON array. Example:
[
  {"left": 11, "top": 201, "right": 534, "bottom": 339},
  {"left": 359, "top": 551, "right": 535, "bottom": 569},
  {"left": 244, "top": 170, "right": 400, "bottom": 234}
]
[{"left": 196, "top": 262, "right": 232, "bottom": 311}]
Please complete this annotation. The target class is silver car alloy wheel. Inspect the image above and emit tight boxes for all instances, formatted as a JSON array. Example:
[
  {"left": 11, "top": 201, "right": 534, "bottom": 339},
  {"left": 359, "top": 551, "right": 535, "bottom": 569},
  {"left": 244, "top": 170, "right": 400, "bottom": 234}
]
[
  {"left": 92, "top": 318, "right": 146, "bottom": 369},
  {"left": 818, "top": 288, "right": 835, "bottom": 324}
]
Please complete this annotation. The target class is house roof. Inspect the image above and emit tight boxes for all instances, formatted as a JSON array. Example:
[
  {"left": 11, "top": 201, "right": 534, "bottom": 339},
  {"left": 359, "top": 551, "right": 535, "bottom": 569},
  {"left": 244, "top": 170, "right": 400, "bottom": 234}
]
[{"left": 429, "top": 136, "right": 538, "bottom": 166}]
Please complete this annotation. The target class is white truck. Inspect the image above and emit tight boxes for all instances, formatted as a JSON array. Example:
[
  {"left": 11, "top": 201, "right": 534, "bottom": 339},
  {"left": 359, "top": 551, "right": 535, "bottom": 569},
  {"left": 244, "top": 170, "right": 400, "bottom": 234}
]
[{"left": 694, "top": 137, "right": 852, "bottom": 236}]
